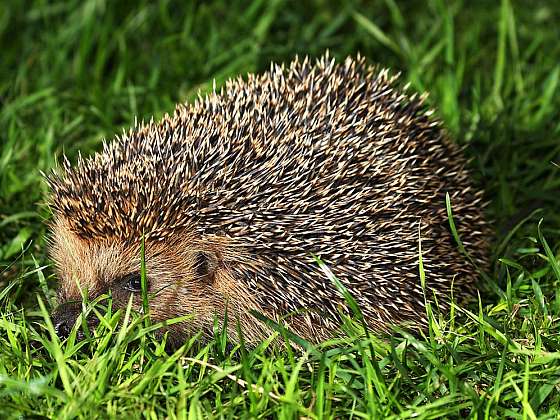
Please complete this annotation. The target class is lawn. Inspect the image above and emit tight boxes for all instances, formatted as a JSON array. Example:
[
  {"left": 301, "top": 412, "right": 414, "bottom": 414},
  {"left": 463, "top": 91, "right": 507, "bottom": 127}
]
[{"left": 1, "top": 0, "right": 560, "bottom": 418}]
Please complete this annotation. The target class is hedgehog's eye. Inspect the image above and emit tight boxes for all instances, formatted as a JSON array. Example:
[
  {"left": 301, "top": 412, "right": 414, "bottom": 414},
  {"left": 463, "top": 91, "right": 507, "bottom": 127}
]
[{"left": 120, "top": 273, "right": 145, "bottom": 293}]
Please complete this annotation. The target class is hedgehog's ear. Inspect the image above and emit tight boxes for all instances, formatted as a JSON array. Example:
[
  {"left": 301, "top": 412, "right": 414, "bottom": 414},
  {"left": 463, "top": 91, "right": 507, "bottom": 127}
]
[{"left": 194, "top": 251, "right": 218, "bottom": 285}]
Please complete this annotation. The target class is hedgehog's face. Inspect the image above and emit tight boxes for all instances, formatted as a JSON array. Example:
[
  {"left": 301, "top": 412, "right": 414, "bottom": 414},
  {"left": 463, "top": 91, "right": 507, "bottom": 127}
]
[{"left": 49, "top": 218, "right": 240, "bottom": 345}]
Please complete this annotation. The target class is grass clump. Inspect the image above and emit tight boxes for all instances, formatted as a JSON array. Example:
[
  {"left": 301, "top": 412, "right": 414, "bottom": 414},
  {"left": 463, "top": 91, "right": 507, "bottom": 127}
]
[{"left": 1, "top": 0, "right": 560, "bottom": 418}]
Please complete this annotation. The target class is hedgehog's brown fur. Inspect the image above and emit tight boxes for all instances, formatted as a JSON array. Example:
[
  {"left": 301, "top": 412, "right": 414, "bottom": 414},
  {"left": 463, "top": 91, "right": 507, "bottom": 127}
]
[{"left": 47, "top": 54, "right": 490, "bottom": 345}]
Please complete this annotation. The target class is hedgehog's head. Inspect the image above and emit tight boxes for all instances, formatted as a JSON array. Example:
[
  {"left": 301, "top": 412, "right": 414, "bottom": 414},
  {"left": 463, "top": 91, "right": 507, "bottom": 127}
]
[
  {"left": 48, "top": 216, "right": 252, "bottom": 345},
  {"left": 44, "top": 143, "right": 266, "bottom": 345}
]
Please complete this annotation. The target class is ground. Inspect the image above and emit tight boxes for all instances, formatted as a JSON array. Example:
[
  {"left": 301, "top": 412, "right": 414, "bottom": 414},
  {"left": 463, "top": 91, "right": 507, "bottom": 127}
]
[{"left": 1, "top": 0, "right": 559, "bottom": 418}]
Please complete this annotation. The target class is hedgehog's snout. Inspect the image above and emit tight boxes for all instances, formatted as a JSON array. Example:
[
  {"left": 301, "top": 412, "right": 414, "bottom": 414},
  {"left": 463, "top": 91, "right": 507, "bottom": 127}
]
[{"left": 51, "top": 302, "right": 98, "bottom": 341}]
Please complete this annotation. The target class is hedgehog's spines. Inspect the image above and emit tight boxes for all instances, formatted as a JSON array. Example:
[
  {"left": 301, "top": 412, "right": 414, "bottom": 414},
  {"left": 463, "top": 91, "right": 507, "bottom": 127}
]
[{"left": 47, "top": 54, "right": 490, "bottom": 336}]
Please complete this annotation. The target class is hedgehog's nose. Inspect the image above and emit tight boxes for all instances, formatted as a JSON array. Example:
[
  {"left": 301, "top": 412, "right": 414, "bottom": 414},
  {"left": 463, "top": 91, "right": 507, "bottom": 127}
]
[
  {"left": 54, "top": 318, "right": 72, "bottom": 339},
  {"left": 51, "top": 302, "right": 81, "bottom": 340}
]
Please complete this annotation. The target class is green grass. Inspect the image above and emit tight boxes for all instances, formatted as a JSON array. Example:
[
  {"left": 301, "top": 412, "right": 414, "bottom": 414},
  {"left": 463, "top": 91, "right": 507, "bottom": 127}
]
[{"left": 1, "top": 0, "right": 560, "bottom": 417}]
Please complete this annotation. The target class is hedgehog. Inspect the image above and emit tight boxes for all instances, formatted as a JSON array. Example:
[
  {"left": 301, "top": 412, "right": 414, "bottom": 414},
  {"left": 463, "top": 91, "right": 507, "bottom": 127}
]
[{"left": 46, "top": 54, "right": 490, "bottom": 346}]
